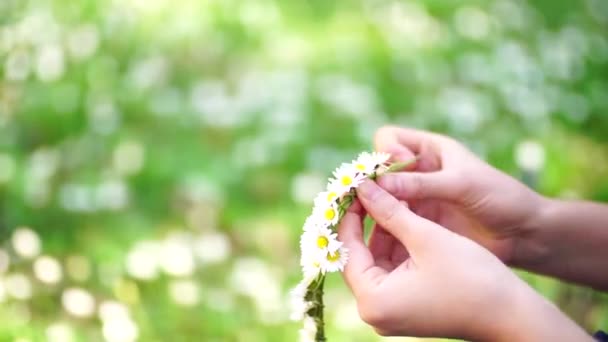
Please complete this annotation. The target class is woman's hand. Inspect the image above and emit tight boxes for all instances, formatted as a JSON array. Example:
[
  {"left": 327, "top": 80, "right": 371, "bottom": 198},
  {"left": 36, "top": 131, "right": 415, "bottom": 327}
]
[
  {"left": 373, "top": 126, "right": 545, "bottom": 265},
  {"left": 338, "top": 180, "right": 591, "bottom": 341},
  {"left": 374, "top": 126, "right": 608, "bottom": 291}
]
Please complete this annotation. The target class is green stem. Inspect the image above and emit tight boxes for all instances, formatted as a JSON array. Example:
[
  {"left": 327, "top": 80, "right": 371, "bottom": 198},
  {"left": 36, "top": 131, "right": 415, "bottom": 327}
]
[
  {"left": 305, "top": 274, "right": 326, "bottom": 341},
  {"left": 313, "top": 276, "right": 326, "bottom": 342},
  {"left": 300, "top": 157, "right": 418, "bottom": 341},
  {"left": 382, "top": 157, "right": 419, "bottom": 174}
]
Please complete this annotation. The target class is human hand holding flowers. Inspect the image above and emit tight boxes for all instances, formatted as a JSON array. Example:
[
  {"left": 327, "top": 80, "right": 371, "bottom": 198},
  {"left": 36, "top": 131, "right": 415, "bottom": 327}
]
[
  {"left": 290, "top": 152, "right": 413, "bottom": 341},
  {"left": 375, "top": 126, "right": 608, "bottom": 291},
  {"left": 374, "top": 125, "right": 545, "bottom": 263},
  {"left": 338, "top": 180, "right": 592, "bottom": 341},
  {"left": 289, "top": 148, "right": 593, "bottom": 341}
]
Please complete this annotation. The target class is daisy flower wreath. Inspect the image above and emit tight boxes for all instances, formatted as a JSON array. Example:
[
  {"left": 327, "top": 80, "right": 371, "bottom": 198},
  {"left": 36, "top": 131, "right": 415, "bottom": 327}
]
[{"left": 290, "top": 152, "right": 416, "bottom": 341}]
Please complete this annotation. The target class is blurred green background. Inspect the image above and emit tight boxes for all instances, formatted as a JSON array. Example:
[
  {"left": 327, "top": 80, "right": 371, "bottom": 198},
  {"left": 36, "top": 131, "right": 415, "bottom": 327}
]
[{"left": 0, "top": 0, "right": 607, "bottom": 341}]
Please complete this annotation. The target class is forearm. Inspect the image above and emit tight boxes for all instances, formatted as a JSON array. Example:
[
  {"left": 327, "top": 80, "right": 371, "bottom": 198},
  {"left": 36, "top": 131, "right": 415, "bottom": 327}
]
[
  {"left": 514, "top": 197, "right": 608, "bottom": 291},
  {"left": 482, "top": 280, "right": 592, "bottom": 342}
]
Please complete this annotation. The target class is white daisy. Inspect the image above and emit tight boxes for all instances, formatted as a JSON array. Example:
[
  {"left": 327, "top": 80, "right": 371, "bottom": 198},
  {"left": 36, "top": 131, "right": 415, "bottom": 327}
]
[
  {"left": 300, "top": 225, "right": 342, "bottom": 255},
  {"left": 299, "top": 315, "right": 317, "bottom": 342},
  {"left": 302, "top": 215, "right": 325, "bottom": 233},
  {"left": 291, "top": 300, "right": 311, "bottom": 322},
  {"left": 313, "top": 190, "right": 340, "bottom": 207},
  {"left": 320, "top": 246, "right": 349, "bottom": 273},
  {"left": 352, "top": 152, "right": 378, "bottom": 175},
  {"left": 311, "top": 201, "right": 339, "bottom": 227},
  {"left": 301, "top": 268, "right": 319, "bottom": 287},
  {"left": 289, "top": 283, "right": 311, "bottom": 321},
  {"left": 370, "top": 151, "right": 391, "bottom": 166},
  {"left": 330, "top": 163, "right": 366, "bottom": 195},
  {"left": 300, "top": 250, "right": 323, "bottom": 279},
  {"left": 290, "top": 281, "right": 307, "bottom": 300}
]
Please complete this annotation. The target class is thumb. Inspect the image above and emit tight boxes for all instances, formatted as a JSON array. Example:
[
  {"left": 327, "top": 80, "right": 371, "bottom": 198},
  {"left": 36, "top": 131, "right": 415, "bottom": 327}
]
[
  {"left": 356, "top": 180, "right": 444, "bottom": 255},
  {"left": 377, "top": 171, "right": 464, "bottom": 201}
]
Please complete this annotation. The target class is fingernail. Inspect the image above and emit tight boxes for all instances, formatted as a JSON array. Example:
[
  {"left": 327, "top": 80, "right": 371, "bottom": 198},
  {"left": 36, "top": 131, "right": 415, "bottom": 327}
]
[{"left": 357, "top": 180, "right": 380, "bottom": 200}]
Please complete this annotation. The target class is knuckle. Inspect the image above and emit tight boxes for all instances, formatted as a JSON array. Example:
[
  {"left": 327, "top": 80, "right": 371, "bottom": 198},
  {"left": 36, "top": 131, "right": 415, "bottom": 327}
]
[
  {"left": 377, "top": 175, "right": 400, "bottom": 195},
  {"left": 410, "top": 173, "right": 426, "bottom": 198},
  {"left": 392, "top": 175, "right": 408, "bottom": 198},
  {"left": 436, "top": 133, "right": 459, "bottom": 148}
]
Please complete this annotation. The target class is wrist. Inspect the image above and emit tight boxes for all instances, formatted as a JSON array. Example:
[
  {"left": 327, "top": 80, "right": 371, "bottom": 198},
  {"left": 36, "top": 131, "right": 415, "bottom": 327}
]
[
  {"left": 510, "top": 195, "right": 556, "bottom": 270},
  {"left": 475, "top": 277, "right": 591, "bottom": 342},
  {"left": 477, "top": 280, "right": 537, "bottom": 341}
]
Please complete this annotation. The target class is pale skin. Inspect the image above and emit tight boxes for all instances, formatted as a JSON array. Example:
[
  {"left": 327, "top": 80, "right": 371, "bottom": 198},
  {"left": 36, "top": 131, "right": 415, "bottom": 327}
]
[{"left": 338, "top": 126, "right": 608, "bottom": 341}]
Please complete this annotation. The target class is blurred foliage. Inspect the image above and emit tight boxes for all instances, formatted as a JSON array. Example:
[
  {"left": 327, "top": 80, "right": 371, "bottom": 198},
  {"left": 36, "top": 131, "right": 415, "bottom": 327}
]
[{"left": 0, "top": 0, "right": 607, "bottom": 341}]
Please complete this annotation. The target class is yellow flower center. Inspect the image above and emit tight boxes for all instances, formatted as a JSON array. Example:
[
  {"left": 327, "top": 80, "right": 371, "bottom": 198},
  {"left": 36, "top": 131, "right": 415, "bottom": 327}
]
[
  {"left": 317, "top": 236, "right": 329, "bottom": 248},
  {"left": 340, "top": 175, "right": 352, "bottom": 186},
  {"left": 355, "top": 163, "right": 366, "bottom": 171},
  {"left": 327, "top": 251, "right": 340, "bottom": 262},
  {"left": 324, "top": 208, "right": 336, "bottom": 221},
  {"left": 326, "top": 191, "right": 337, "bottom": 202}
]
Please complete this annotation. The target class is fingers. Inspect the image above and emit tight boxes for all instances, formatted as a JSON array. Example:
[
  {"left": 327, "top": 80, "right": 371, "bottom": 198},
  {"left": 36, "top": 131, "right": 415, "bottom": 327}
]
[
  {"left": 374, "top": 126, "right": 440, "bottom": 155},
  {"left": 368, "top": 223, "right": 395, "bottom": 261},
  {"left": 377, "top": 172, "right": 463, "bottom": 201},
  {"left": 357, "top": 180, "right": 442, "bottom": 255},
  {"left": 368, "top": 200, "right": 411, "bottom": 263},
  {"left": 373, "top": 126, "right": 417, "bottom": 169},
  {"left": 338, "top": 199, "right": 387, "bottom": 295},
  {"left": 347, "top": 197, "right": 364, "bottom": 216},
  {"left": 375, "top": 126, "right": 466, "bottom": 173},
  {"left": 368, "top": 224, "right": 410, "bottom": 271}
]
